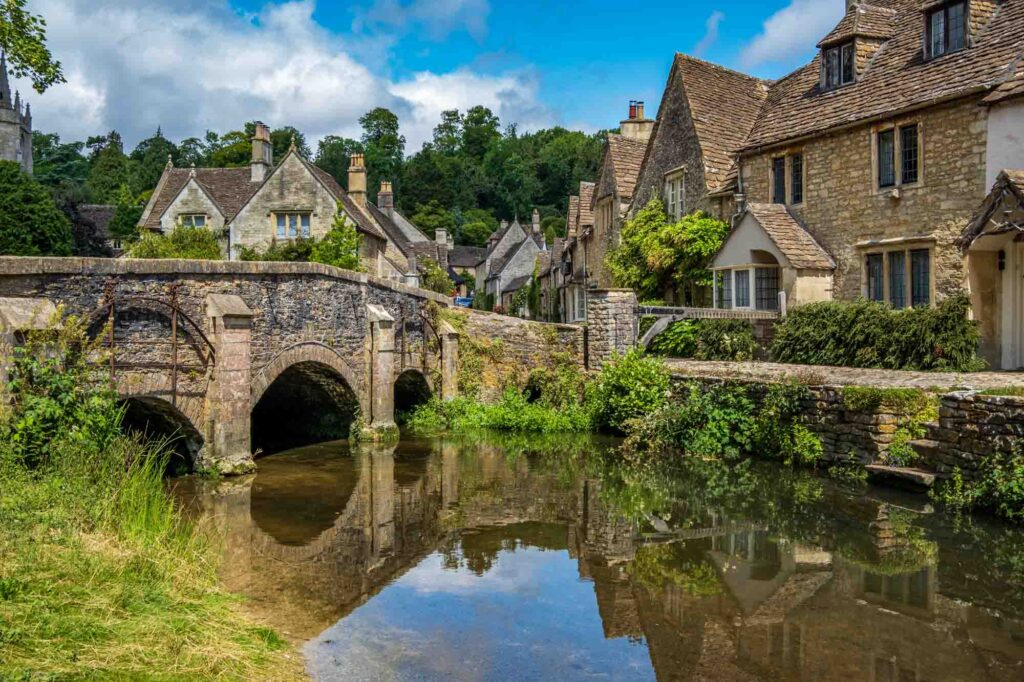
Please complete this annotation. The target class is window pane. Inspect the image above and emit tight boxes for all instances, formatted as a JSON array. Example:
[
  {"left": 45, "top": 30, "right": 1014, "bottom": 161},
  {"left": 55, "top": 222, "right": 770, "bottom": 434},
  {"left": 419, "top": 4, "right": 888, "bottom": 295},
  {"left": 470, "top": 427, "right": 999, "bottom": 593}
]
[
  {"left": 772, "top": 157, "right": 786, "bottom": 203},
  {"left": 878, "top": 130, "right": 896, "bottom": 188},
  {"left": 790, "top": 154, "right": 803, "bottom": 204},
  {"left": 930, "top": 10, "right": 946, "bottom": 56},
  {"left": 735, "top": 270, "right": 751, "bottom": 307},
  {"left": 755, "top": 268, "right": 780, "bottom": 310},
  {"left": 841, "top": 42, "right": 855, "bottom": 84},
  {"left": 277, "top": 214, "right": 286, "bottom": 238},
  {"left": 911, "top": 249, "right": 930, "bottom": 307},
  {"left": 288, "top": 214, "right": 298, "bottom": 237},
  {"left": 866, "top": 253, "right": 884, "bottom": 301},
  {"left": 888, "top": 251, "right": 906, "bottom": 308},
  {"left": 722, "top": 272, "right": 733, "bottom": 309},
  {"left": 301, "top": 214, "right": 310, "bottom": 237},
  {"left": 948, "top": 2, "right": 965, "bottom": 51},
  {"left": 825, "top": 47, "right": 839, "bottom": 88},
  {"left": 194, "top": 215, "right": 206, "bottom": 227},
  {"left": 900, "top": 125, "right": 919, "bottom": 184}
]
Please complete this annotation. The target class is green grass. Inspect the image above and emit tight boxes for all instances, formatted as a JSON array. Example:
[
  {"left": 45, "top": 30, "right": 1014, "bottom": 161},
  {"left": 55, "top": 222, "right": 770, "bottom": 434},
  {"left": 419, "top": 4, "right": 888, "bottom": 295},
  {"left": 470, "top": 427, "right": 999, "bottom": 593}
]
[
  {"left": 0, "top": 437, "right": 304, "bottom": 680},
  {"left": 979, "top": 386, "right": 1024, "bottom": 397},
  {"left": 406, "top": 389, "right": 594, "bottom": 434}
]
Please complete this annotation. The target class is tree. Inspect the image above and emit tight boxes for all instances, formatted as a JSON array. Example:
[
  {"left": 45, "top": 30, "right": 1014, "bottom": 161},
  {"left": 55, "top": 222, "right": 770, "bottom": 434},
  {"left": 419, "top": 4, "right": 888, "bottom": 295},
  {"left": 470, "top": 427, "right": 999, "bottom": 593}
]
[
  {"left": 270, "top": 125, "right": 311, "bottom": 160},
  {"left": 1, "top": 0, "right": 64, "bottom": 92},
  {"left": 208, "top": 130, "right": 250, "bottom": 167},
  {"left": 457, "top": 207, "right": 498, "bottom": 246},
  {"left": 310, "top": 205, "right": 362, "bottom": 271},
  {"left": 462, "top": 106, "right": 501, "bottom": 161},
  {"left": 315, "top": 135, "right": 363, "bottom": 188},
  {"left": 432, "top": 109, "right": 463, "bottom": 155},
  {"left": 360, "top": 108, "right": 405, "bottom": 204},
  {"left": 126, "top": 224, "right": 222, "bottom": 260},
  {"left": 418, "top": 257, "right": 455, "bottom": 295},
  {"left": 128, "top": 127, "right": 177, "bottom": 196},
  {"left": 541, "top": 215, "right": 565, "bottom": 244},
  {"left": 85, "top": 132, "right": 129, "bottom": 203},
  {"left": 32, "top": 132, "right": 88, "bottom": 204},
  {"left": 0, "top": 161, "right": 73, "bottom": 256},
  {"left": 411, "top": 201, "right": 455, "bottom": 238}
]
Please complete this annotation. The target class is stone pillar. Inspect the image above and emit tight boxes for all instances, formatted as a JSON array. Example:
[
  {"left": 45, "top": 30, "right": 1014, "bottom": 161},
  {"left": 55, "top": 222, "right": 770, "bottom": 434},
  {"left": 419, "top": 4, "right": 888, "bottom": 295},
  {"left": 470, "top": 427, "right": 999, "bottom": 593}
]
[
  {"left": 0, "top": 297, "right": 56, "bottom": 400},
  {"left": 364, "top": 304, "right": 399, "bottom": 441},
  {"left": 439, "top": 320, "right": 459, "bottom": 400},
  {"left": 361, "top": 442, "right": 396, "bottom": 565},
  {"left": 585, "top": 289, "right": 638, "bottom": 368},
  {"left": 201, "top": 294, "right": 255, "bottom": 475}
]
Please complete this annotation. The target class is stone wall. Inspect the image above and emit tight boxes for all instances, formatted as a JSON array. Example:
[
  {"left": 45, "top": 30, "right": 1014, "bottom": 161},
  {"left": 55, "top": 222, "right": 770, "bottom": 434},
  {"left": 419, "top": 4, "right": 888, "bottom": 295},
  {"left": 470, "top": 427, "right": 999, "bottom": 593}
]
[
  {"left": 739, "top": 96, "right": 988, "bottom": 302},
  {"left": 915, "top": 392, "right": 1024, "bottom": 479},
  {"left": 586, "top": 289, "right": 638, "bottom": 368}
]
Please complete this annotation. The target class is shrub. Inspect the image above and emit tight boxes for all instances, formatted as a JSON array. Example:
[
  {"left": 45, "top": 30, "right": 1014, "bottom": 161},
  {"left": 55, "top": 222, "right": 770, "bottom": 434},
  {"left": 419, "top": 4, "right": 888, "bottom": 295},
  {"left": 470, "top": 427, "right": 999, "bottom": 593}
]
[
  {"left": 310, "top": 207, "right": 362, "bottom": 271},
  {"left": 0, "top": 160, "right": 74, "bottom": 256},
  {"left": 418, "top": 256, "right": 455, "bottom": 295},
  {"left": 770, "top": 294, "right": 984, "bottom": 371},
  {"left": 405, "top": 389, "right": 592, "bottom": 434},
  {"left": 932, "top": 445, "right": 1024, "bottom": 522},
  {"left": 648, "top": 318, "right": 758, "bottom": 360},
  {"left": 237, "top": 237, "right": 316, "bottom": 262},
  {"left": 589, "top": 349, "right": 670, "bottom": 433},
  {"left": 648, "top": 320, "right": 698, "bottom": 357},
  {"left": 126, "top": 225, "right": 222, "bottom": 260}
]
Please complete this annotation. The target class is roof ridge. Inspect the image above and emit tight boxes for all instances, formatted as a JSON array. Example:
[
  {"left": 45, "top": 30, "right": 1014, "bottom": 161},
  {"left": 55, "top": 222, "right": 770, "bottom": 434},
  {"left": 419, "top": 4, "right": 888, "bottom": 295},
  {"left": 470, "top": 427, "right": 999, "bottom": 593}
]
[{"left": 674, "top": 52, "right": 770, "bottom": 84}]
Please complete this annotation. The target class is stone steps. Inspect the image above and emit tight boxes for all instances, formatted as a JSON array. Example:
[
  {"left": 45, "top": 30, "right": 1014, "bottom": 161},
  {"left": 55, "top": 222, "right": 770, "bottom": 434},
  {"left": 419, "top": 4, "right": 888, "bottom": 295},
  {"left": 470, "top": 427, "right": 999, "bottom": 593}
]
[{"left": 865, "top": 464, "right": 937, "bottom": 492}]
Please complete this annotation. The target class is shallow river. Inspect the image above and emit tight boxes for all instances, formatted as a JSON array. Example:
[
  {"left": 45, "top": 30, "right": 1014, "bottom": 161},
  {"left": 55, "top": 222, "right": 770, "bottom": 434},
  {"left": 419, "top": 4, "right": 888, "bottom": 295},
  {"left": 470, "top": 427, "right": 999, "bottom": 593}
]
[{"left": 172, "top": 433, "right": 1024, "bottom": 681}]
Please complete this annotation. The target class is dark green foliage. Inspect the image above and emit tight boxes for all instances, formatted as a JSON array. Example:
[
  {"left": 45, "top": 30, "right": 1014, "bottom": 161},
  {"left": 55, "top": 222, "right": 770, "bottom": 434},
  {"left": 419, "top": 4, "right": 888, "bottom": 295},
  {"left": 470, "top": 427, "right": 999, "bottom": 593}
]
[
  {"left": 411, "top": 200, "right": 456, "bottom": 236},
  {"left": 770, "top": 294, "right": 984, "bottom": 371},
  {"left": 125, "top": 225, "right": 222, "bottom": 260},
  {"left": 107, "top": 203, "right": 144, "bottom": 242},
  {"left": 314, "top": 135, "right": 363, "bottom": 188},
  {"left": 237, "top": 238, "right": 315, "bottom": 262},
  {"left": 418, "top": 257, "right": 455, "bottom": 294},
  {"left": 0, "top": 161, "right": 73, "bottom": 256},
  {"left": 933, "top": 444, "right": 1024, "bottom": 522},
  {"left": 360, "top": 108, "right": 405, "bottom": 204},
  {"left": 589, "top": 349, "right": 671, "bottom": 433},
  {"left": 649, "top": 318, "right": 758, "bottom": 361},
  {"left": 310, "top": 209, "right": 362, "bottom": 271}
]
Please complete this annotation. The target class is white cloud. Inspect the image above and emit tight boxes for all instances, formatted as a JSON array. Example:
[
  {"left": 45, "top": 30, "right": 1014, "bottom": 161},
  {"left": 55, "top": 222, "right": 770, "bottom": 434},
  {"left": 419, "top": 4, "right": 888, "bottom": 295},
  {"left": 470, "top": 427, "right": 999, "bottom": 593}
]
[
  {"left": 693, "top": 10, "right": 725, "bottom": 57},
  {"left": 738, "top": 0, "right": 843, "bottom": 70},
  {"left": 13, "top": 0, "right": 544, "bottom": 151},
  {"left": 358, "top": 0, "right": 491, "bottom": 42}
]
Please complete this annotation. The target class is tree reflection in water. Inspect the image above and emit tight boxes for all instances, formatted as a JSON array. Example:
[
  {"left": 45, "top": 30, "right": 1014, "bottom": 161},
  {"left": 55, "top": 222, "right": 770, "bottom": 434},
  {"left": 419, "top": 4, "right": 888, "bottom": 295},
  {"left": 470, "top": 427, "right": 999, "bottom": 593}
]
[{"left": 171, "top": 433, "right": 1024, "bottom": 681}]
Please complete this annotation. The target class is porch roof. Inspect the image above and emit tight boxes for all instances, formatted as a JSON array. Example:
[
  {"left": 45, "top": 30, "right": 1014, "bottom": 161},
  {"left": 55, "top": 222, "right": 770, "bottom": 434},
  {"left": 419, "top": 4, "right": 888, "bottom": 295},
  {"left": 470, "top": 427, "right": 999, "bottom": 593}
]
[
  {"left": 715, "top": 203, "right": 835, "bottom": 270},
  {"left": 958, "top": 169, "right": 1024, "bottom": 252}
]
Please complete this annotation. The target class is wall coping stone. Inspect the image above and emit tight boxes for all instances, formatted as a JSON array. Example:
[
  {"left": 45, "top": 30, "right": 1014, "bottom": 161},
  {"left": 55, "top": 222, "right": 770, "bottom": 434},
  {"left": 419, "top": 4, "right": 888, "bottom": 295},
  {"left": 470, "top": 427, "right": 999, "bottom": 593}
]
[
  {"left": 460, "top": 307, "right": 582, "bottom": 333},
  {"left": 0, "top": 256, "right": 451, "bottom": 305}
]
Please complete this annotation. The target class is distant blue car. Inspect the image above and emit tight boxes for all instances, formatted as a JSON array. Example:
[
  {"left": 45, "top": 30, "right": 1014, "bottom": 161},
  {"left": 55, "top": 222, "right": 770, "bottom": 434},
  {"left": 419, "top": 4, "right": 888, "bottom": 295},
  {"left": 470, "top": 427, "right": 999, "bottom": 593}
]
[{"left": 454, "top": 296, "right": 474, "bottom": 308}]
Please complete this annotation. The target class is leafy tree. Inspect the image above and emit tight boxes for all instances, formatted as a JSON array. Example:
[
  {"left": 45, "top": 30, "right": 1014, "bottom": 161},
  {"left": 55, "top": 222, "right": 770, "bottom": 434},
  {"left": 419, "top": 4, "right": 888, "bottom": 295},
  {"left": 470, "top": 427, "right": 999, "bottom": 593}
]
[
  {"left": 237, "top": 238, "right": 315, "bottom": 262},
  {"left": 128, "top": 127, "right": 177, "bottom": 195},
  {"left": 126, "top": 224, "right": 222, "bottom": 260},
  {"left": 458, "top": 221, "right": 492, "bottom": 248},
  {"left": 0, "top": 161, "right": 73, "bottom": 255},
  {"left": 315, "top": 135, "right": 363, "bottom": 188},
  {"left": 310, "top": 205, "right": 362, "bottom": 271},
  {"left": 411, "top": 200, "right": 455, "bottom": 238},
  {"left": 607, "top": 199, "right": 728, "bottom": 304},
  {"left": 541, "top": 215, "right": 565, "bottom": 243},
  {"left": 1, "top": 0, "right": 64, "bottom": 92},
  {"left": 418, "top": 257, "right": 455, "bottom": 295},
  {"left": 32, "top": 132, "right": 88, "bottom": 204},
  {"left": 208, "top": 130, "right": 250, "bottom": 167},
  {"left": 85, "top": 132, "right": 130, "bottom": 203},
  {"left": 360, "top": 107, "right": 405, "bottom": 204},
  {"left": 462, "top": 106, "right": 501, "bottom": 160},
  {"left": 270, "top": 125, "right": 311, "bottom": 160},
  {"left": 106, "top": 204, "right": 143, "bottom": 243},
  {"left": 432, "top": 109, "right": 463, "bottom": 155}
]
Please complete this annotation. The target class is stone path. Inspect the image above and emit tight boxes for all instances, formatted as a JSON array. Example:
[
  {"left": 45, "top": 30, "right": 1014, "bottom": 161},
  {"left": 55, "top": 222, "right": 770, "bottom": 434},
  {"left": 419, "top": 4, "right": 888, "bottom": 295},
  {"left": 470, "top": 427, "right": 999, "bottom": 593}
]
[{"left": 664, "top": 359, "right": 1024, "bottom": 392}]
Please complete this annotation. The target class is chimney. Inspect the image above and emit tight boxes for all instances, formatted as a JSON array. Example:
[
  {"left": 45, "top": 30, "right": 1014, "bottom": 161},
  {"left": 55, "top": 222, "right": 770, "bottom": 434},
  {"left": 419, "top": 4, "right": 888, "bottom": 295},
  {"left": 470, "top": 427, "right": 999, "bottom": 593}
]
[
  {"left": 620, "top": 99, "right": 654, "bottom": 143},
  {"left": 348, "top": 153, "right": 367, "bottom": 207},
  {"left": 435, "top": 229, "right": 447, "bottom": 245},
  {"left": 532, "top": 208, "right": 541, "bottom": 235},
  {"left": 250, "top": 122, "right": 272, "bottom": 183},
  {"left": 378, "top": 180, "right": 394, "bottom": 214}
]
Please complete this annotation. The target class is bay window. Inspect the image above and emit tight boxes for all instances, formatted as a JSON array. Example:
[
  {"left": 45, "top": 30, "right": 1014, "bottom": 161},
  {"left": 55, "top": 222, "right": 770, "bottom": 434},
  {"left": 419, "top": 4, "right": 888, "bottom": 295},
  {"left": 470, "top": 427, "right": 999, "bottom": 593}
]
[{"left": 714, "top": 267, "right": 781, "bottom": 311}]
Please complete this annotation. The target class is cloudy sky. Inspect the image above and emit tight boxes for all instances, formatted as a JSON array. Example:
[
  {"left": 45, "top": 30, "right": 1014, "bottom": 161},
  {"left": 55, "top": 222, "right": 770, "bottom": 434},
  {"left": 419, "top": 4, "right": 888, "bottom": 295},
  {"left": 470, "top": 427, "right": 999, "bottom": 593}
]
[{"left": 13, "top": 0, "right": 845, "bottom": 151}]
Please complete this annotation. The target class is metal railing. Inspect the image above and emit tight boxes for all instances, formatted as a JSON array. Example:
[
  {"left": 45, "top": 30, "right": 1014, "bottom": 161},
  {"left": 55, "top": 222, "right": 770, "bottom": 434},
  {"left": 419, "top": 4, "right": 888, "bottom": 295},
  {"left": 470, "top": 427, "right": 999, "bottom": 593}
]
[{"left": 638, "top": 305, "right": 780, "bottom": 321}]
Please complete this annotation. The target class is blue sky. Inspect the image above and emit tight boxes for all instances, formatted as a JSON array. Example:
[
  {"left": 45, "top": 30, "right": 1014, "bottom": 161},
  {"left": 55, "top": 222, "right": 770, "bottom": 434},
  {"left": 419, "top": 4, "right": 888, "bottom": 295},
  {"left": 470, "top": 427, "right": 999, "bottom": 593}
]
[{"left": 18, "top": 0, "right": 845, "bottom": 150}]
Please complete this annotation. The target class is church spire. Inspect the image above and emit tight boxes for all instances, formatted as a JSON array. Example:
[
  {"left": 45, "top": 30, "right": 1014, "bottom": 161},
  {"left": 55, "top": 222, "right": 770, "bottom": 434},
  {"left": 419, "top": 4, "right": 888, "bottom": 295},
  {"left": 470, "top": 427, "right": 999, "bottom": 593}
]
[{"left": 0, "top": 52, "right": 12, "bottom": 110}]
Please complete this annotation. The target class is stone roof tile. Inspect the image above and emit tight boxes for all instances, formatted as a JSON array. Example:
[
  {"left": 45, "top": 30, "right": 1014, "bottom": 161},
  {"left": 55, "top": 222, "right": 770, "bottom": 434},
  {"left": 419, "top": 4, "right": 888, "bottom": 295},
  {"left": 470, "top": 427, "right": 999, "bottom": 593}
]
[
  {"left": 604, "top": 136, "right": 647, "bottom": 201},
  {"left": 578, "top": 182, "right": 595, "bottom": 227},
  {"left": 817, "top": 3, "right": 897, "bottom": 46},
  {"left": 143, "top": 167, "right": 256, "bottom": 229},
  {"left": 747, "top": 203, "right": 835, "bottom": 269}
]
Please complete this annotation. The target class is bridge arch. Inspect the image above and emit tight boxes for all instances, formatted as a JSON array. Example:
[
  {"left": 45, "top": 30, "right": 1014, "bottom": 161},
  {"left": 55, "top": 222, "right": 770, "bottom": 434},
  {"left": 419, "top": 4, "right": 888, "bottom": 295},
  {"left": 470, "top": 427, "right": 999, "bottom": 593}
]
[
  {"left": 120, "top": 395, "right": 204, "bottom": 475},
  {"left": 250, "top": 343, "right": 364, "bottom": 454},
  {"left": 394, "top": 368, "right": 432, "bottom": 424}
]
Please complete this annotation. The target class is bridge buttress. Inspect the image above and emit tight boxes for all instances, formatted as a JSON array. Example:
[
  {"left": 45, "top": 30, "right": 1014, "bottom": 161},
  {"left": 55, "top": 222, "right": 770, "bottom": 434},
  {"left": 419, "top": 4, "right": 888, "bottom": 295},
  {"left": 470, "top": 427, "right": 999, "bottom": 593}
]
[
  {"left": 200, "top": 294, "right": 256, "bottom": 474},
  {"left": 439, "top": 320, "right": 459, "bottom": 401},
  {"left": 364, "top": 304, "right": 399, "bottom": 441}
]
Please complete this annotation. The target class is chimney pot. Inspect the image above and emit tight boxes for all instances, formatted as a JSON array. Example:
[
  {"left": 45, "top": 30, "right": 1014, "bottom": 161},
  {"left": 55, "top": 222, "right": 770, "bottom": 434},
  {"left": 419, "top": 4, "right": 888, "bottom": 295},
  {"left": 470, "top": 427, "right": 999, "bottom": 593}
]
[
  {"left": 636, "top": 101, "right": 645, "bottom": 120},
  {"left": 628, "top": 100, "right": 637, "bottom": 120},
  {"left": 378, "top": 180, "right": 394, "bottom": 212}
]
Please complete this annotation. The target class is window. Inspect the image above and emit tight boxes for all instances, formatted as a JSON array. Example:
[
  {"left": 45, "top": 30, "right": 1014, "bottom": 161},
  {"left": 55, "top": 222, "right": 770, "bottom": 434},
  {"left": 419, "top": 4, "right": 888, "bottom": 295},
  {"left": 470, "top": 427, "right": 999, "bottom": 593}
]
[
  {"left": 790, "top": 153, "right": 804, "bottom": 204},
  {"left": 755, "top": 267, "right": 780, "bottom": 311},
  {"left": 276, "top": 212, "right": 311, "bottom": 239},
  {"left": 866, "top": 253, "right": 884, "bottom": 301},
  {"left": 823, "top": 41, "right": 855, "bottom": 89},
  {"left": 179, "top": 214, "right": 207, "bottom": 228},
  {"left": 772, "top": 157, "right": 786, "bottom": 204},
  {"left": 664, "top": 175, "right": 684, "bottom": 220},
  {"left": 735, "top": 269, "right": 751, "bottom": 308},
  {"left": 877, "top": 129, "right": 896, "bottom": 188},
  {"left": 900, "top": 124, "right": 919, "bottom": 185},
  {"left": 888, "top": 251, "right": 906, "bottom": 308},
  {"left": 716, "top": 271, "right": 732, "bottom": 309},
  {"left": 928, "top": 1, "right": 966, "bottom": 58},
  {"left": 911, "top": 249, "right": 930, "bottom": 307}
]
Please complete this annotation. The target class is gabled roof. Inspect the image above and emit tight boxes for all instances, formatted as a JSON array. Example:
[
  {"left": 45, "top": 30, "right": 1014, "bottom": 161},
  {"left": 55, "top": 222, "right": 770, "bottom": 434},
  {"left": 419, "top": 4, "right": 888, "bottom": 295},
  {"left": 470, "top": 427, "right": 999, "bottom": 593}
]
[
  {"left": 959, "top": 169, "right": 1024, "bottom": 251},
  {"left": 535, "top": 251, "right": 552, "bottom": 277},
  {"left": 671, "top": 55, "right": 770, "bottom": 193},
  {"left": 141, "top": 167, "right": 256, "bottom": 229},
  {"left": 985, "top": 55, "right": 1024, "bottom": 104},
  {"left": 567, "top": 195, "right": 580, "bottom": 234},
  {"left": 743, "top": 203, "right": 835, "bottom": 269},
  {"left": 448, "top": 245, "right": 486, "bottom": 267},
  {"left": 302, "top": 159, "right": 386, "bottom": 241},
  {"left": 502, "top": 274, "right": 531, "bottom": 293},
  {"left": 817, "top": 3, "right": 896, "bottom": 47},
  {"left": 578, "top": 182, "right": 595, "bottom": 227},
  {"left": 743, "top": 0, "right": 1024, "bottom": 151},
  {"left": 598, "top": 135, "right": 646, "bottom": 203},
  {"left": 364, "top": 202, "right": 421, "bottom": 257}
]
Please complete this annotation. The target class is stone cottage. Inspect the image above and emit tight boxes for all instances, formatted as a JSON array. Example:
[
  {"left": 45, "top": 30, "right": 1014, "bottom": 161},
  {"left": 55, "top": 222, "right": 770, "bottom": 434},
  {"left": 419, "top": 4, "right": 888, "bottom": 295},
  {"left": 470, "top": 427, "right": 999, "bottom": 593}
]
[
  {"left": 558, "top": 181, "right": 595, "bottom": 322},
  {"left": 139, "top": 123, "right": 446, "bottom": 281},
  {"left": 482, "top": 210, "right": 545, "bottom": 310}
]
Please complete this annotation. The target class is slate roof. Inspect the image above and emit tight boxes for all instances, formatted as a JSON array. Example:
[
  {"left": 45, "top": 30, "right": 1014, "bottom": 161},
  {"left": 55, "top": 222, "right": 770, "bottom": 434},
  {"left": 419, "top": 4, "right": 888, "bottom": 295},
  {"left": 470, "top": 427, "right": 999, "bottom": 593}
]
[
  {"left": 449, "top": 245, "right": 487, "bottom": 267},
  {"left": 817, "top": 3, "right": 896, "bottom": 46},
  {"left": 578, "top": 182, "right": 595, "bottom": 227},
  {"left": 142, "top": 167, "right": 256, "bottom": 229},
  {"left": 535, "top": 251, "right": 552, "bottom": 277},
  {"left": 601, "top": 136, "right": 646, "bottom": 202},
  {"left": 305, "top": 162, "right": 387, "bottom": 241},
  {"left": 671, "top": 55, "right": 770, "bottom": 193},
  {"left": 745, "top": 203, "right": 835, "bottom": 270},
  {"left": 742, "top": 0, "right": 1024, "bottom": 151},
  {"left": 365, "top": 202, "right": 417, "bottom": 257},
  {"left": 502, "top": 274, "right": 531, "bottom": 293}
]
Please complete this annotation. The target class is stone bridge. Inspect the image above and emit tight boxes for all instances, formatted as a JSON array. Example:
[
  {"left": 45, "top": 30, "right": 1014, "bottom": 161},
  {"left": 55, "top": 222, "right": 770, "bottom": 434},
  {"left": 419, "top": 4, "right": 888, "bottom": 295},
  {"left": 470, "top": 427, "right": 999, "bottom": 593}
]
[{"left": 0, "top": 257, "right": 460, "bottom": 473}]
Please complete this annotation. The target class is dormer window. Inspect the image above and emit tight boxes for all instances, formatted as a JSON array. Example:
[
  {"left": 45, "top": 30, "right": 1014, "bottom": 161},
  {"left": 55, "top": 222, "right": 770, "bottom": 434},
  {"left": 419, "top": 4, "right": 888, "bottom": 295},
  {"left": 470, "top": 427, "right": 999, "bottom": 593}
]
[
  {"left": 823, "top": 41, "right": 855, "bottom": 90},
  {"left": 926, "top": 1, "right": 966, "bottom": 59}
]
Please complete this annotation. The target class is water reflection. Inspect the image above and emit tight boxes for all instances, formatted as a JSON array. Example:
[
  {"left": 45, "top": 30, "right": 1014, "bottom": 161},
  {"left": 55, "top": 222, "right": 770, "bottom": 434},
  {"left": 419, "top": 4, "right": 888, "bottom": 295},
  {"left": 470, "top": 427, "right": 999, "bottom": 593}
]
[{"left": 172, "top": 435, "right": 1024, "bottom": 681}]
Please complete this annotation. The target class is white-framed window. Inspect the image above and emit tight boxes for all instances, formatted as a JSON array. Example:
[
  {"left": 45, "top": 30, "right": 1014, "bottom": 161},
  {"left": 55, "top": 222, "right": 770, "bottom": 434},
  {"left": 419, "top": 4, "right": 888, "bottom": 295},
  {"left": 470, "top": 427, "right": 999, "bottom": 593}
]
[
  {"left": 664, "top": 173, "right": 685, "bottom": 220},
  {"left": 863, "top": 245, "right": 932, "bottom": 308},
  {"left": 275, "top": 212, "right": 311, "bottom": 239},
  {"left": 575, "top": 287, "right": 587, "bottom": 322},
  {"left": 179, "top": 214, "right": 207, "bottom": 228},
  {"left": 714, "top": 266, "right": 781, "bottom": 311},
  {"left": 874, "top": 122, "right": 921, "bottom": 191}
]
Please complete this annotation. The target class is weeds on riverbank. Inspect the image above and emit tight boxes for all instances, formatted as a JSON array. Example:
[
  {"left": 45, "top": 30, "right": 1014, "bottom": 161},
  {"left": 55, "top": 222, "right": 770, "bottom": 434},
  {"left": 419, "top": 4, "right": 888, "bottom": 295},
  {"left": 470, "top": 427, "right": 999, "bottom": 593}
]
[
  {"left": 0, "top": 313, "right": 301, "bottom": 679},
  {"left": 932, "top": 446, "right": 1024, "bottom": 523}
]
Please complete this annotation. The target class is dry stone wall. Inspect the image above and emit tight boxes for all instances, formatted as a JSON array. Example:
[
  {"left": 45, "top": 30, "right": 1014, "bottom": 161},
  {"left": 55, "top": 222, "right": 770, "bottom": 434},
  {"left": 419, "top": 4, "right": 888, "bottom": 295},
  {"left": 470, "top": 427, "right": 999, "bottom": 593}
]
[{"left": 916, "top": 392, "right": 1024, "bottom": 479}]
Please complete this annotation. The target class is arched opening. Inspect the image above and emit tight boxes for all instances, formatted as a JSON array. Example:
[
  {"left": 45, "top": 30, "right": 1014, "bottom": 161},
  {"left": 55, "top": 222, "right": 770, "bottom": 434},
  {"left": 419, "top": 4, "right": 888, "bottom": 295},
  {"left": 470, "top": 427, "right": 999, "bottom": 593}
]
[
  {"left": 252, "top": 361, "right": 360, "bottom": 455},
  {"left": 394, "top": 369, "right": 432, "bottom": 425},
  {"left": 120, "top": 397, "right": 203, "bottom": 477}
]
